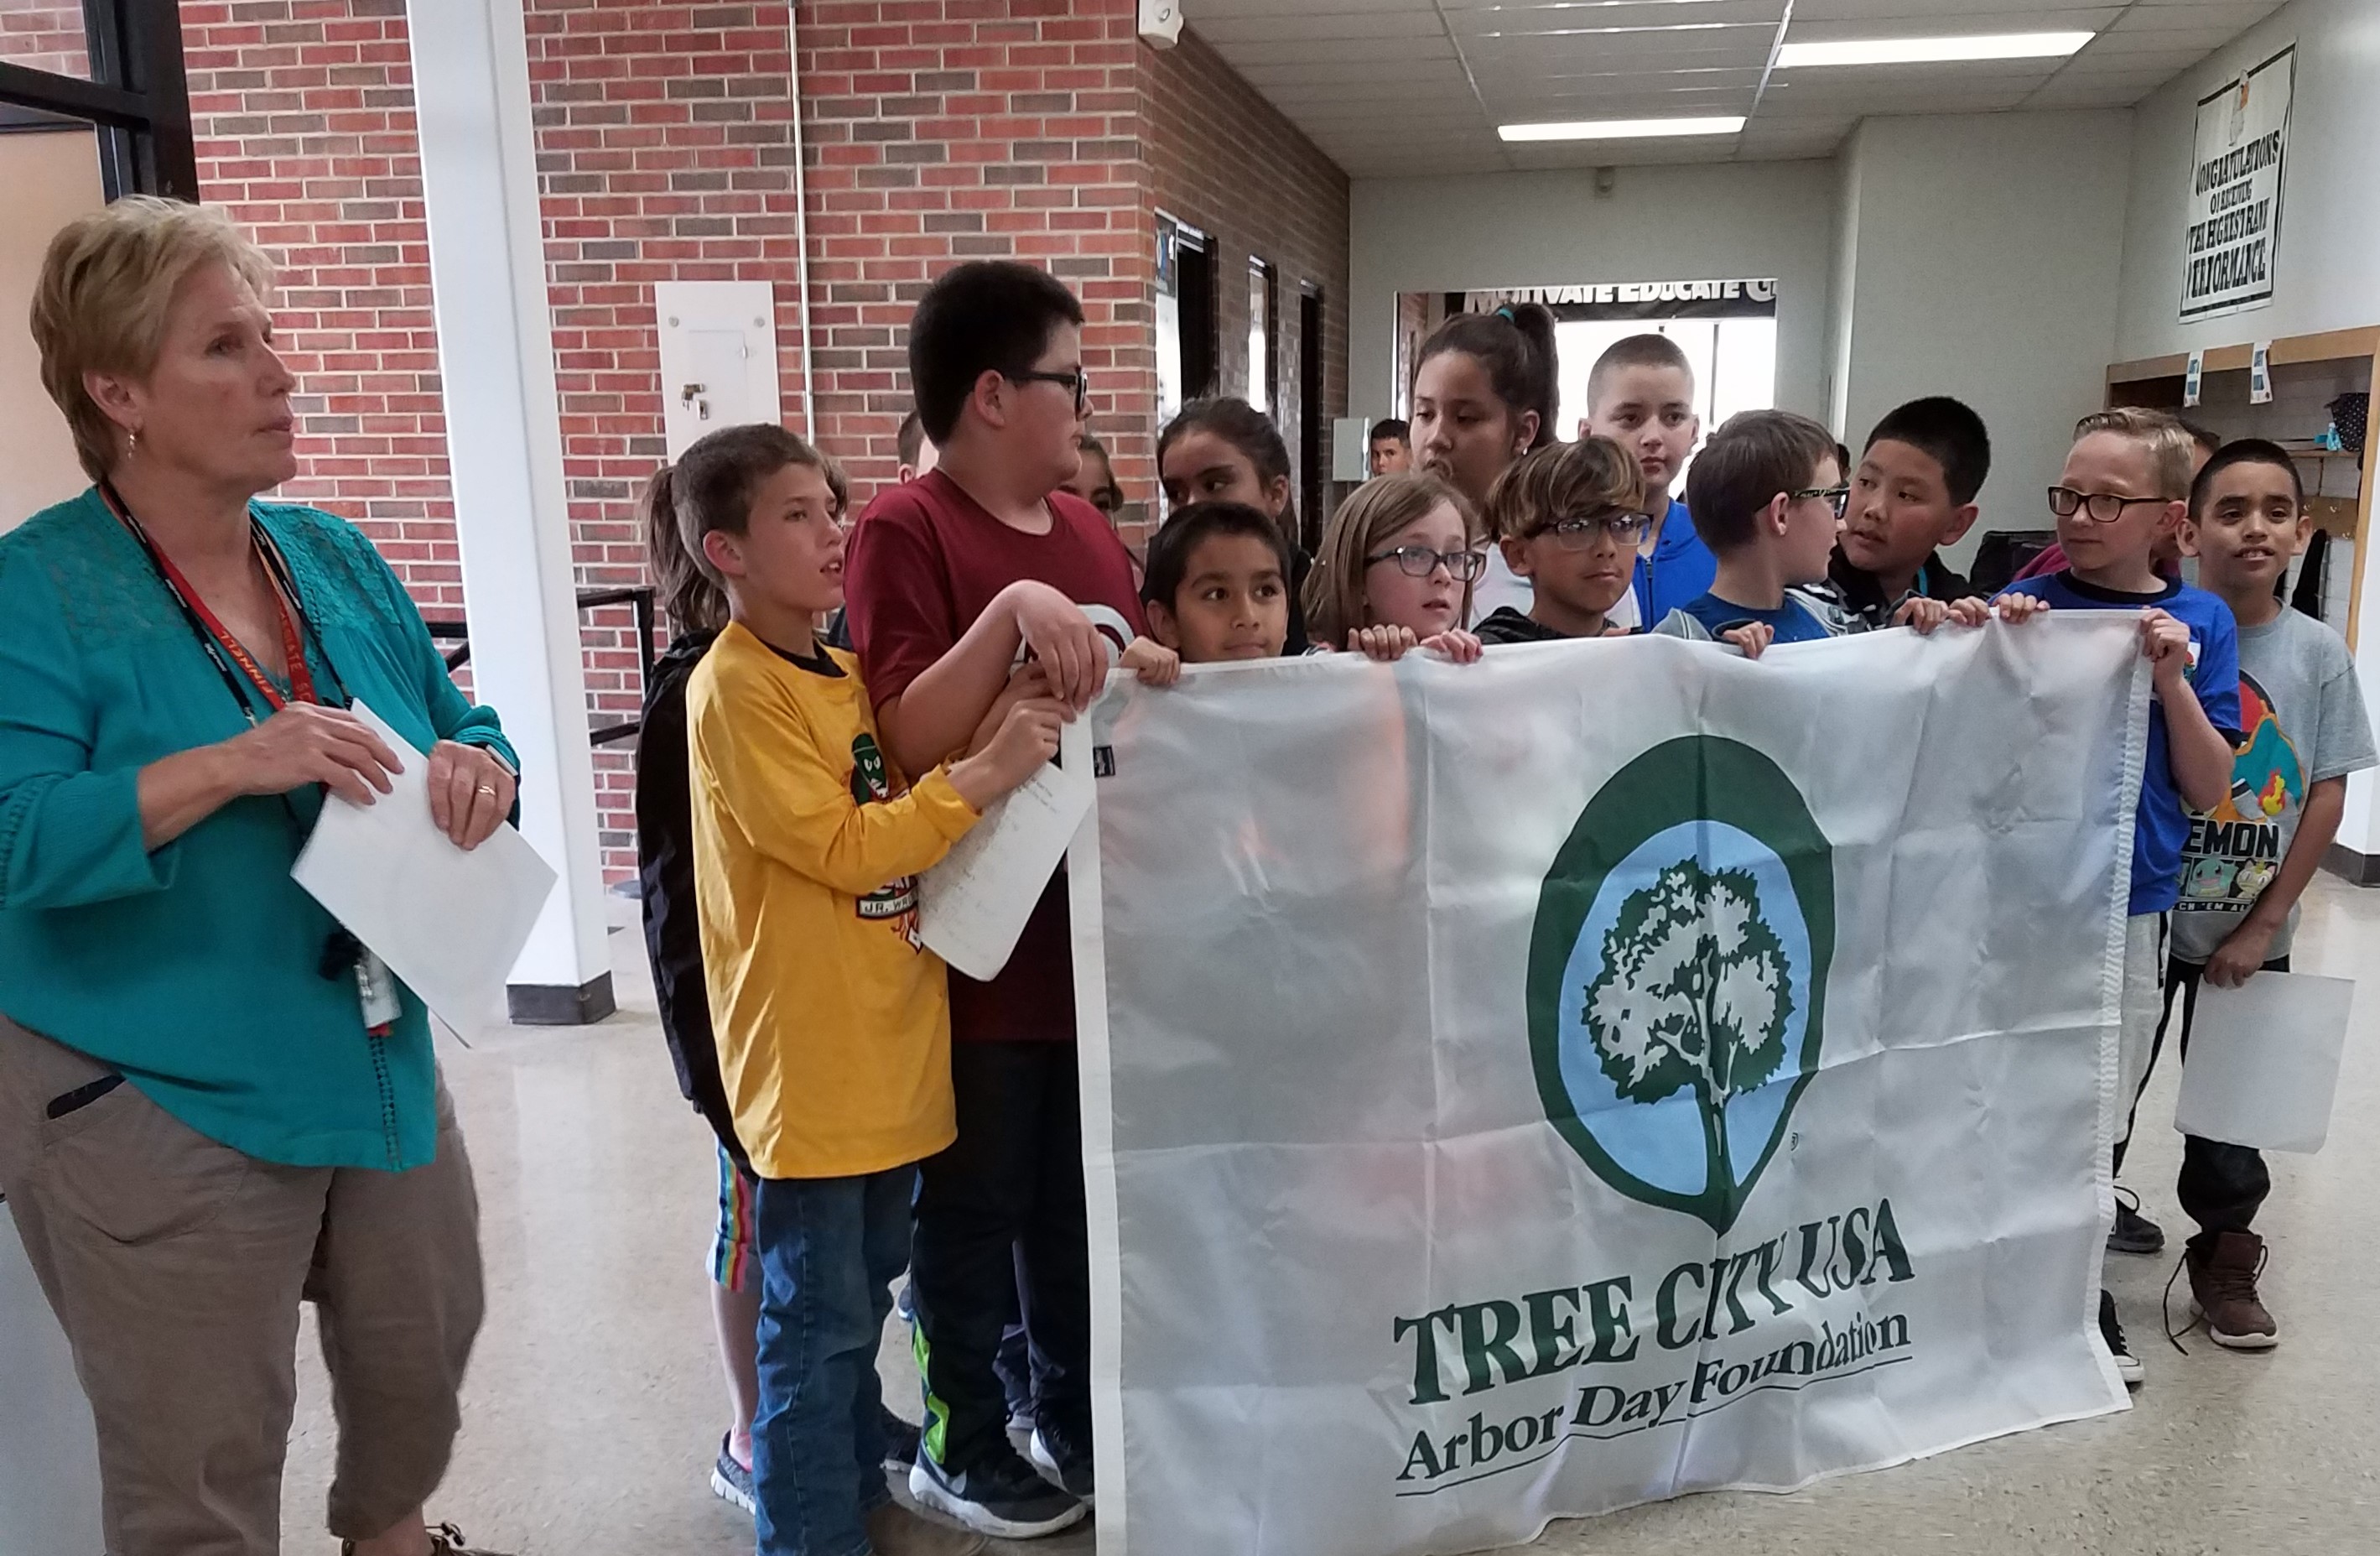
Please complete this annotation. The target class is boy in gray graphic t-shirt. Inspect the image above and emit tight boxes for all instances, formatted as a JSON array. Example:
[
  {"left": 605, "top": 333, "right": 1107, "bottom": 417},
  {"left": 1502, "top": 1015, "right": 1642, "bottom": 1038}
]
[{"left": 2136, "top": 441, "right": 2376, "bottom": 1353}]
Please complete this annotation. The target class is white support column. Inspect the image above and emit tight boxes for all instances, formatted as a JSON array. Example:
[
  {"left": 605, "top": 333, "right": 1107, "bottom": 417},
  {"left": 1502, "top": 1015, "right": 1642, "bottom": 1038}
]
[{"left": 405, "top": 0, "right": 614, "bottom": 1023}]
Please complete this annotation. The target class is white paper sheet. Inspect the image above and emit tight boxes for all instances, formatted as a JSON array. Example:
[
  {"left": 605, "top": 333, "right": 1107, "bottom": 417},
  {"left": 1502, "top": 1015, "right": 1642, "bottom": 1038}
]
[
  {"left": 2173, "top": 971, "right": 2357, "bottom": 1153},
  {"left": 291, "top": 702, "right": 559, "bottom": 1034},
  {"left": 920, "top": 716, "right": 1093, "bottom": 982}
]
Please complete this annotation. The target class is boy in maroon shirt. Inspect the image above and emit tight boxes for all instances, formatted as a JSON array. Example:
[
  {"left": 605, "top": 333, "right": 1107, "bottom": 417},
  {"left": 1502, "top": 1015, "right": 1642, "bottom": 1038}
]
[{"left": 844, "top": 261, "right": 1141, "bottom": 1539}]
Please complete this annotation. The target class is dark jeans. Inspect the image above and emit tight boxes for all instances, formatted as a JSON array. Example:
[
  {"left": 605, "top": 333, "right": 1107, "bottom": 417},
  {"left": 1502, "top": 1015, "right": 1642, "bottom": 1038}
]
[
  {"left": 751, "top": 1166, "right": 917, "bottom": 1556},
  {"left": 911, "top": 1041, "right": 1089, "bottom": 1472},
  {"left": 2114, "top": 954, "right": 2282, "bottom": 1246}
]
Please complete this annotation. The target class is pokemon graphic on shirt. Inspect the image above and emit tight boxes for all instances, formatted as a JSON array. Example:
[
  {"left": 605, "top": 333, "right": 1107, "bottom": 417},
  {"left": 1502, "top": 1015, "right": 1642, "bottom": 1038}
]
[{"left": 2176, "top": 669, "right": 2301, "bottom": 914}]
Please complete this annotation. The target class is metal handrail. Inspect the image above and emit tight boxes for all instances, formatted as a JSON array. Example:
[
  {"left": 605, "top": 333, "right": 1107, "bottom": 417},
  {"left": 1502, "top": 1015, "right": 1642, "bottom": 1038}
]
[{"left": 423, "top": 585, "right": 657, "bottom": 747}]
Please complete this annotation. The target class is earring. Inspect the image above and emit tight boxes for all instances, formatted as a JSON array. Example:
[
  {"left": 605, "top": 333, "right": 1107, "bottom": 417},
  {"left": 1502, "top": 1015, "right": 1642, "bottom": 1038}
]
[{"left": 126, "top": 427, "right": 140, "bottom": 457}]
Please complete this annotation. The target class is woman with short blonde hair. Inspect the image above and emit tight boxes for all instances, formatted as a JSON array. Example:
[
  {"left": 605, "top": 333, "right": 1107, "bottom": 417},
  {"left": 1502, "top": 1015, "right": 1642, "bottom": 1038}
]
[{"left": 1, "top": 196, "right": 513, "bottom": 1556}]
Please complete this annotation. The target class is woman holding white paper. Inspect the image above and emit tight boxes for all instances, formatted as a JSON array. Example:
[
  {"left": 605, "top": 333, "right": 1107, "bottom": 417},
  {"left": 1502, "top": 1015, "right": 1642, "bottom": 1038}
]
[{"left": 0, "top": 198, "right": 516, "bottom": 1556}]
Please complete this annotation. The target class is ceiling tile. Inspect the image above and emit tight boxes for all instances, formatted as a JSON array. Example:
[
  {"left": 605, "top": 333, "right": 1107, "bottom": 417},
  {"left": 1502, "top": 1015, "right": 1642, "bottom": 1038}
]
[{"left": 1186, "top": 0, "right": 2283, "bottom": 177}]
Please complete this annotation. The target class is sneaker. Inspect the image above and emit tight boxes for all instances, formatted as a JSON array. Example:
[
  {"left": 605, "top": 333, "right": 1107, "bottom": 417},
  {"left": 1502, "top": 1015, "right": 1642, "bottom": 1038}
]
[
  {"left": 865, "top": 1502, "right": 988, "bottom": 1556},
  {"left": 882, "top": 1407, "right": 923, "bottom": 1474},
  {"left": 909, "top": 1445, "right": 1088, "bottom": 1539},
  {"left": 2099, "top": 1288, "right": 2144, "bottom": 1387},
  {"left": 1029, "top": 1422, "right": 1095, "bottom": 1504},
  {"left": 2107, "top": 1189, "right": 2166, "bottom": 1255},
  {"left": 2188, "top": 1231, "right": 2279, "bottom": 1350},
  {"left": 710, "top": 1431, "right": 756, "bottom": 1515}
]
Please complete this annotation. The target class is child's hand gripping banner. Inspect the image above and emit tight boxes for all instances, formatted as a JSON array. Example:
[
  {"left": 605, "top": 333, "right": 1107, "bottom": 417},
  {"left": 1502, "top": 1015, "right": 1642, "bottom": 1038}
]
[{"left": 1068, "top": 617, "right": 2149, "bottom": 1556}]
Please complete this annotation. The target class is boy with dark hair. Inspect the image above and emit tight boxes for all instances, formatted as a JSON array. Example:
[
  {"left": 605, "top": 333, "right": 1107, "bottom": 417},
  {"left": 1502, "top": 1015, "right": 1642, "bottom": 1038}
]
[
  {"left": 844, "top": 258, "right": 1141, "bottom": 1538},
  {"left": 1476, "top": 437, "right": 1647, "bottom": 643},
  {"left": 1997, "top": 406, "right": 2242, "bottom": 1387},
  {"left": 1829, "top": 396, "right": 1989, "bottom": 628},
  {"left": 1584, "top": 333, "right": 1714, "bottom": 629},
  {"left": 1141, "top": 502, "right": 1292, "bottom": 663},
  {"left": 897, "top": 409, "right": 938, "bottom": 484},
  {"left": 1368, "top": 416, "right": 1411, "bottom": 476},
  {"left": 2152, "top": 440, "right": 2374, "bottom": 1350}
]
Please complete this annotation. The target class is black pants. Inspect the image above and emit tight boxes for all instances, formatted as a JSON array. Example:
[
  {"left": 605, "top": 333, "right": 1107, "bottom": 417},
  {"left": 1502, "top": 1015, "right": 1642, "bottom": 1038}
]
[
  {"left": 2113, "top": 954, "right": 2281, "bottom": 1245},
  {"left": 910, "top": 1041, "right": 1089, "bottom": 1471}
]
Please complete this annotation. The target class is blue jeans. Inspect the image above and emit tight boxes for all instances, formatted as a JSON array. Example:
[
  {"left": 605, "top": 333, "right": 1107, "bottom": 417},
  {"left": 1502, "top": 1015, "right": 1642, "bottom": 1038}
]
[{"left": 751, "top": 1166, "right": 917, "bottom": 1556}]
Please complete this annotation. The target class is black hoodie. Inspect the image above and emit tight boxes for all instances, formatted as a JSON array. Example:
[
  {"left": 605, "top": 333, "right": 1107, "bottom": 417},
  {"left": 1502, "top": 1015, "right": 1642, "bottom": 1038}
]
[{"left": 636, "top": 628, "right": 747, "bottom": 1168}]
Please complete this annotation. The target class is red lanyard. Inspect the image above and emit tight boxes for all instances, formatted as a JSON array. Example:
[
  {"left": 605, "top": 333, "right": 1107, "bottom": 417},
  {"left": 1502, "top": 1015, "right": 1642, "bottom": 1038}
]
[
  {"left": 101, "top": 485, "right": 318, "bottom": 715},
  {"left": 144, "top": 537, "right": 318, "bottom": 710}
]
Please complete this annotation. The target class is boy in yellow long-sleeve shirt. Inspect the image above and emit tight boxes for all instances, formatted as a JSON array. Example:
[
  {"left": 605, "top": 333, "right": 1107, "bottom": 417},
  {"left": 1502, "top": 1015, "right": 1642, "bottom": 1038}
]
[{"left": 678, "top": 423, "right": 1073, "bottom": 1556}]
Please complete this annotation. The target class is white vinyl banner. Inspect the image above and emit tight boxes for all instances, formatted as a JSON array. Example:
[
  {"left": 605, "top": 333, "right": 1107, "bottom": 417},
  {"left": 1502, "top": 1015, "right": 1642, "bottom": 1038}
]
[{"left": 1070, "top": 619, "right": 2147, "bottom": 1556}]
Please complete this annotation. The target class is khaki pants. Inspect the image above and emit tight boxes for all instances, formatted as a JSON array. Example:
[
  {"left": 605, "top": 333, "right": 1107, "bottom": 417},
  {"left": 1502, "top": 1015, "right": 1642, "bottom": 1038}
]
[{"left": 0, "top": 1012, "right": 485, "bottom": 1556}]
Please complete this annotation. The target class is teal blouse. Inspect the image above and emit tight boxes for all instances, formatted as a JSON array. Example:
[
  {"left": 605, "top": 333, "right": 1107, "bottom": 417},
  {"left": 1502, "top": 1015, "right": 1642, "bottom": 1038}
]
[{"left": 0, "top": 489, "right": 519, "bottom": 1171}]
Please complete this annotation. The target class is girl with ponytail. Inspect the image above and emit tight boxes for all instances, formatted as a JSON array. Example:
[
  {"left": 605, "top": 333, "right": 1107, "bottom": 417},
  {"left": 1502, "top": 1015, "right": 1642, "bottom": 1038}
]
[
  {"left": 1156, "top": 395, "right": 1317, "bottom": 651},
  {"left": 1409, "top": 302, "right": 1562, "bottom": 620}
]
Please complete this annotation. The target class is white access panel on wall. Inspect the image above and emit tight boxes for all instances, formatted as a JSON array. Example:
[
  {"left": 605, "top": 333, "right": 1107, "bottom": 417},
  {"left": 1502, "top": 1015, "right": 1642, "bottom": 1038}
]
[{"left": 656, "top": 281, "right": 782, "bottom": 459}]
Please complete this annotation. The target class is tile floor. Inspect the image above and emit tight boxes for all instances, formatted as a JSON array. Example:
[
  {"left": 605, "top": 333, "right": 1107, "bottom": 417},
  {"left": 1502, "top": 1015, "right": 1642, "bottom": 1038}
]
[{"left": 277, "top": 878, "right": 2380, "bottom": 1555}]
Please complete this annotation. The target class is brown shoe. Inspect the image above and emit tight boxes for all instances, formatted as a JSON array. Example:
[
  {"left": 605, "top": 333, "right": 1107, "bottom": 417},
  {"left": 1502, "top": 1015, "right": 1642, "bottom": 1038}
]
[
  {"left": 2188, "top": 1231, "right": 2279, "bottom": 1350},
  {"left": 866, "top": 1501, "right": 989, "bottom": 1556}
]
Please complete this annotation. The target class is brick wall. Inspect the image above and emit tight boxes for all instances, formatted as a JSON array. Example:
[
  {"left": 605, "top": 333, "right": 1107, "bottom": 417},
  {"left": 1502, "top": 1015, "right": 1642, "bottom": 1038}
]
[
  {"left": 792, "top": 0, "right": 1156, "bottom": 514},
  {"left": 527, "top": 0, "right": 816, "bottom": 867},
  {"left": 0, "top": 0, "right": 86, "bottom": 77},
  {"left": 1143, "top": 29, "right": 1350, "bottom": 542},
  {"left": 162, "top": 0, "right": 1348, "bottom": 879}
]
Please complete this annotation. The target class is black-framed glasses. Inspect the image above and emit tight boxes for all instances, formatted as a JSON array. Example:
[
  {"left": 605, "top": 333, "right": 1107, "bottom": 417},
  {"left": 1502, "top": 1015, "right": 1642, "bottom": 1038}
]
[
  {"left": 1365, "top": 544, "right": 1488, "bottom": 582},
  {"left": 1536, "top": 511, "right": 1653, "bottom": 550},
  {"left": 2047, "top": 486, "right": 2169, "bottom": 524},
  {"left": 1008, "top": 367, "right": 1090, "bottom": 416},
  {"left": 1790, "top": 484, "right": 1852, "bottom": 519}
]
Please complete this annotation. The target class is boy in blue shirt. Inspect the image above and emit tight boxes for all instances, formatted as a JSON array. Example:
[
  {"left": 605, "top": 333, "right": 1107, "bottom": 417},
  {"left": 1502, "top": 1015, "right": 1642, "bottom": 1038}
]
[
  {"left": 1997, "top": 407, "right": 2241, "bottom": 1388},
  {"left": 1654, "top": 409, "right": 1968, "bottom": 653},
  {"left": 1582, "top": 334, "right": 1715, "bottom": 628}
]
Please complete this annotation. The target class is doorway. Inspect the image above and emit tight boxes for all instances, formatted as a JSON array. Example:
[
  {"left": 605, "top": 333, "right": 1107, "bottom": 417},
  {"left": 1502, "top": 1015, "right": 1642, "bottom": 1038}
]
[
  {"left": 1300, "top": 284, "right": 1323, "bottom": 549},
  {"left": 2, "top": 0, "right": 197, "bottom": 529},
  {"left": 1156, "top": 212, "right": 1217, "bottom": 425}
]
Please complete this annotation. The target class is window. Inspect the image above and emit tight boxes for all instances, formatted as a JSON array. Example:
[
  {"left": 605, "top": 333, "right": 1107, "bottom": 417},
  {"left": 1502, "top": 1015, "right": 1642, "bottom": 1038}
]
[
  {"left": 1156, "top": 214, "right": 1216, "bottom": 424},
  {"left": 1247, "top": 258, "right": 1276, "bottom": 413},
  {"left": 0, "top": 0, "right": 199, "bottom": 200}
]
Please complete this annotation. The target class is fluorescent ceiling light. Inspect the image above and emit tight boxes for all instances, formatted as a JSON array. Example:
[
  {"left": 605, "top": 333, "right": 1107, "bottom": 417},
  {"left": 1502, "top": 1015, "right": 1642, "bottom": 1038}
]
[
  {"left": 1776, "top": 31, "right": 2093, "bottom": 68},
  {"left": 1498, "top": 116, "right": 1745, "bottom": 143}
]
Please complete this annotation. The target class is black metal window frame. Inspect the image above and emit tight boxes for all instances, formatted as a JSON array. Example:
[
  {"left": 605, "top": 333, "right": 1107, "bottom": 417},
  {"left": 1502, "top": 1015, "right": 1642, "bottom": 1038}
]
[{"left": 0, "top": 0, "right": 197, "bottom": 200}]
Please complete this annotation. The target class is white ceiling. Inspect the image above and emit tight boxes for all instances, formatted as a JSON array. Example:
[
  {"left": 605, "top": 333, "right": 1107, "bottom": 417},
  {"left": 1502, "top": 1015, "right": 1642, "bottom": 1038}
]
[{"left": 1187, "top": 0, "right": 2287, "bottom": 177}]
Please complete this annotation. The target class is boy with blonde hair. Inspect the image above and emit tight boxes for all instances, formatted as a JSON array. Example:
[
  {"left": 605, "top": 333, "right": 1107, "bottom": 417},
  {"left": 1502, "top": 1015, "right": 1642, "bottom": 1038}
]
[{"left": 1997, "top": 406, "right": 2242, "bottom": 1387}]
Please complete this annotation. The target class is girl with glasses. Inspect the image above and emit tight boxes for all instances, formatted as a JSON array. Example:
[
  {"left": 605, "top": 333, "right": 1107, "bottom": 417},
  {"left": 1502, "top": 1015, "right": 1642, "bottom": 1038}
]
[{"left": 1302, "top": 472, "right": 1487, "bottom": 664}]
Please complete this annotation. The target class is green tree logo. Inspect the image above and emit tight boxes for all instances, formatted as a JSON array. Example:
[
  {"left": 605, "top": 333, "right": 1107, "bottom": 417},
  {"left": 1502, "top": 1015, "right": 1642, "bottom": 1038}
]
[
  {"left": 1582, "top": 859, "right": 1794, "bottom": 1210},
  {"left": 1528, "top": 736, "right": 1833, "bottom": 1232}
]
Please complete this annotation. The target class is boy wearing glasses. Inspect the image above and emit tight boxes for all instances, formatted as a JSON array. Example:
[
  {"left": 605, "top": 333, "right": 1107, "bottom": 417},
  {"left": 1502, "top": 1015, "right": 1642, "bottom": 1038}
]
[
  {"left": 1995, "top": 406, "right": 2242, "bottom": 1389},
  {"left": 1475, "top": 438, "right": 1649, "bottom": 643},
  {"left": 1652, "top": 410, "right": 1872, "bottom": 653},
  {"left": 844, "top": 260, "right": 1145, "bottom": 1538},
  {"left": 1829, "top": 397, "right": 1991, "bottom": 630}
]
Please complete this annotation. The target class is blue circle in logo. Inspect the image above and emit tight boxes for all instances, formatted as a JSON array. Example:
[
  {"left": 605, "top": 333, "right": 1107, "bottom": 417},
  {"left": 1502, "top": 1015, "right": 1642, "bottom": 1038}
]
[{"left": 1553, "top": 820, "right": 1814, "bottom": 1200}]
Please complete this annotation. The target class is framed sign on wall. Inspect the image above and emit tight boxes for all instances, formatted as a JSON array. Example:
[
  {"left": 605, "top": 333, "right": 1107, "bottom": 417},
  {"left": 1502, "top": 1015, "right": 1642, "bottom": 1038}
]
[{"left": 2181, "top": 44, "right": 2294, "bottom": 322}]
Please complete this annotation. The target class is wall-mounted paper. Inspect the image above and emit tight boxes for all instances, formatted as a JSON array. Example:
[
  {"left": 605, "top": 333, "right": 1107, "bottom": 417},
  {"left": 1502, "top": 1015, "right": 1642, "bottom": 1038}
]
[
  {"left": 2173, "top": 971, "right": 2355, "bottom": 1153},
  {"left": 920, "top": 717, "right": 1093, "bottom": 982},
  {"left": 292, "top": 702, "right": 559, "bottom": 1035}
]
